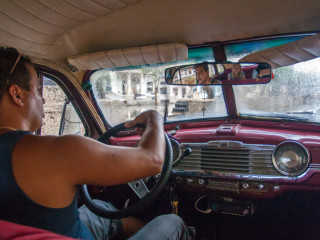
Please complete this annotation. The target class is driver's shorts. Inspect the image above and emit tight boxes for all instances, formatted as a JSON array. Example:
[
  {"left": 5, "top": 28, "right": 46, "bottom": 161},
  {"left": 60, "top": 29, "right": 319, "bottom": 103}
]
[{"left": 79, "top": 200, "right": 122, "bottom": 240}]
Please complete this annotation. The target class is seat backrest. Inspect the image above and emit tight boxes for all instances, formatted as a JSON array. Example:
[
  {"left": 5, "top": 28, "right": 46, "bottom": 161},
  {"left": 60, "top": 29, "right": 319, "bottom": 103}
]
[{"left": 0, "top": 220, "right": 77, "bottom": 240}]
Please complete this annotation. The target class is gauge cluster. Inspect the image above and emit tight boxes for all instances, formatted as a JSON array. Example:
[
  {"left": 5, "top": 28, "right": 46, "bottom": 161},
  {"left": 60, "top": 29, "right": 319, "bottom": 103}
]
[{"left": 272, "top": 141, "right": 309, "bottom": 176}]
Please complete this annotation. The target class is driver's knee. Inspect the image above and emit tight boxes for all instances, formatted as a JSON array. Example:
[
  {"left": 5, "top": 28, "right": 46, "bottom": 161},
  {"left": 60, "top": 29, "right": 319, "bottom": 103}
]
[
  {"left": 79, "top": 200, "right": 122, "bottom": 240},
  {"left": 127, "top": 214, "right": 196, "bottom": 240},
  {"left": 158, "top": 214, "right": 196, "bottom": 240},
  {"left": 118, "top": 217, "right": 145, "bottom": 240}
]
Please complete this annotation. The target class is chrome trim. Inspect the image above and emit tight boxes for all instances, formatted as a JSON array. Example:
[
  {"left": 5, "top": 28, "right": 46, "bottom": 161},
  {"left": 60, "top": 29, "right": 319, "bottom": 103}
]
[
  {"left": 170, "top": 138, "right": 182, "bottom": 165},
  {"left": 128, "top": 179, "right": 150, "bottom": 199},
  {"left": 296, "top": 165, "right": 320, "bottom": 183},
  {"left": 272, "top": 141, "right": 310, "bottom": 176},
  {"left": 171, "top": 169, "right": 297, "bottom": 182},
  {"left": 309, "top": 163, "right": 320, "bottom": 169},
  {"left": 174, "top": 141, "right": 279, "bottom": 176}
]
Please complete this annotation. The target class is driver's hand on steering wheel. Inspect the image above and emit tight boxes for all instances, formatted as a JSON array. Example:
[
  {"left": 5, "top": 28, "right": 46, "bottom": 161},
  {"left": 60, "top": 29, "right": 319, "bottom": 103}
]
[{"left": 124, "top": 110, "right": 163, "bottom": 136}]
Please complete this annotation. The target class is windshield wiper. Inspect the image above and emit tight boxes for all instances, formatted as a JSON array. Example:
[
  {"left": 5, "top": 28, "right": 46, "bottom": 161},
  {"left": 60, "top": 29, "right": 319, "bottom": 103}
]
[
  {"left": 276, "top": 116, "right": 309, "bottom": 122},
  {"left": 241, "top": 114, "right": 309, "bottom": 122},
  {"left": 286, "top": 111, "right": 314, "bottom": 114}
]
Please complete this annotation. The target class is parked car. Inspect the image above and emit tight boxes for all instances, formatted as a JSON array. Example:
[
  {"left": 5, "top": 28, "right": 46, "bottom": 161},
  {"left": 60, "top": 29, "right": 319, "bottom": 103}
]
[{"left": 1, "top": 0, "right": 320, "bottom": 239}]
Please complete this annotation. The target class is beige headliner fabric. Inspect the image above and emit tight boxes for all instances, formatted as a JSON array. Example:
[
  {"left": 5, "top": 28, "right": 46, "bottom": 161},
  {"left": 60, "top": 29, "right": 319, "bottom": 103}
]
[
  {"left": 67, "top": 43, "right": 188, "bottom": 70},
  {"left": 239, "top": 34, "right": 320, "bottom": 68},
  {"left": 0, "top": 0, "right": 320, "bottom": 64},
  {"left": 0, "top": 0, "right": 140, "bottom": 59}
]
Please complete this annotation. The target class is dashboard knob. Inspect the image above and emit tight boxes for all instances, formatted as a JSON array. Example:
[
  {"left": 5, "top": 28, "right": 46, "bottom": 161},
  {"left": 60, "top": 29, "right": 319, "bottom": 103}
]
[
  {"left": 186, "top": 178, "right": 193, "bottom": 184},
  {"left": 242, "top": 182, "right": 249, "bottom": 189},
  {"left": 242, "top": 209, "right": 249, "bottom": 215},
  {"left": 181, "top": 148, "right": 192, "bottom": 159},
  {"left": 273, "top": 185, "right": 280, "bottom": 191},
  {"left": 175, "top": 177, "right": 182, "bottom": 184},
  {"left": 198, "top": 179, "right": 205, "bottom": 185},
  {"left": 257, "top": 183, "right": 264, "bottom": 190}
]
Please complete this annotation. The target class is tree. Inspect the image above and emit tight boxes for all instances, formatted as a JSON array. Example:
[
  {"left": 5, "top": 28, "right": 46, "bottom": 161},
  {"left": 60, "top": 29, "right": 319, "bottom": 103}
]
[{"left": 142, "top": 66, "right": 166, "bottom": 106}]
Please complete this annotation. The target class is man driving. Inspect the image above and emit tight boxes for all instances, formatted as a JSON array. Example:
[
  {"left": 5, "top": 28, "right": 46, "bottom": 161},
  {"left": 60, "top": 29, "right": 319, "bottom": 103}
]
[
  {"left": 195, "top": 63, "right": 212, "bottom": 84},
  {"left": 194, "top": 63, "right": 221, "bottom": 99},
  {"left": 0, "top": 47, "right": 195, "bottom": 240},
  {"left": 195, "top": 63, "right": 221, "bottom": 85}
]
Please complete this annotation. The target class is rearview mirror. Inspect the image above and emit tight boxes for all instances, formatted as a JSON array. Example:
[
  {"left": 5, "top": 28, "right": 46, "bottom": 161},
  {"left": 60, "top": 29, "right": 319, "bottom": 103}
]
[{"left": 165, "top": 62, "right": 272, "bottom": 85}]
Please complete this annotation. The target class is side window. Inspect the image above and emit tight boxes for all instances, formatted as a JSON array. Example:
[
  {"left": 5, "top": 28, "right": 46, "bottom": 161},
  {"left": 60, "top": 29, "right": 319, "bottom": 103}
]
[{"left": 41, "top": 76, "right": 85, "bottom": 136}]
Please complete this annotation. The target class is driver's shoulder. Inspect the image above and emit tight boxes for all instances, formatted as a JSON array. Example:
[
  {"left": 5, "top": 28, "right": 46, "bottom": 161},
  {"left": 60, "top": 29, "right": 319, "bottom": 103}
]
[
  {"left": 18, "top": 134, "right": 88, "bottom": 148},
  {"left": 13, "top": 134, "right": 90, "bottom": 163},
  {"left": 11, "top": 134, "right": 79, "bottom": 206}
]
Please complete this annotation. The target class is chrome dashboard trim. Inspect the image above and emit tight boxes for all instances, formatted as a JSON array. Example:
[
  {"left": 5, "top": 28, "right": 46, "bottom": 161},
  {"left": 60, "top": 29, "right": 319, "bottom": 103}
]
[
  {"left": 174, "top": 141, "right": 278, "bottom": 175},
  {"left": 170, "top": 138, "right": 182, "bottom": 165},
  {"left": 309, "top": 163, "right": 320, "bottom": 169},
  {"left": 171, "top": 169, "right": 296, "bottom": 182},
  {"left": 172, "top": 141, "right": 320, "bottom": 182}
]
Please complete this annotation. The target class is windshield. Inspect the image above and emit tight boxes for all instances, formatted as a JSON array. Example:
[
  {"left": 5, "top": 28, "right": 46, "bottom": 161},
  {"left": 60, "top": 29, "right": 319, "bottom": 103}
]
[
  {"left": 91, "top": 36, "right": 320, "bottom": 126},
  {"left": 226, "top": 36, "right": 320, "bottom": 123},
  {"left": 90, "top": 48, "right": 227, "bottom": 126},
  {"left": 233, "top": 58, "right": 320, "bottom": 122}
]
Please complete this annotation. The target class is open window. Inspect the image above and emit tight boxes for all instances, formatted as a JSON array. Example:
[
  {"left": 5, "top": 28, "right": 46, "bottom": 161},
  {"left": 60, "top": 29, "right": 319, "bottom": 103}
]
[{"left": 40, "top": 76, "right": 85, "bottom": 136}]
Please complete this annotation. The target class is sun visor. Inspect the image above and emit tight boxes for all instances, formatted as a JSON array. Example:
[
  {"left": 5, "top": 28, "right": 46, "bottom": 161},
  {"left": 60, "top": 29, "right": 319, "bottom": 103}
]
[
  {"left": 67, "top": 43, "right": 188, "bottom": 70},
  {"left": 239, "top": 34, "right": 320, "bottom": 68}
]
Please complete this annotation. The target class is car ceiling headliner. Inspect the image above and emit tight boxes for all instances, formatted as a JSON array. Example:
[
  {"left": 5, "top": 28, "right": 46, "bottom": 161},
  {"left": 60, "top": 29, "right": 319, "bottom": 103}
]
[{"left": 1, "top": 0, "right": 320, "bottom": 63}]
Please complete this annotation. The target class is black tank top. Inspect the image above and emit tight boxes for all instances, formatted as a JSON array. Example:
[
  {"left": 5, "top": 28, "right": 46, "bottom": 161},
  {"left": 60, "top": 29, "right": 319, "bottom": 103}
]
[{"left": 0, "top": 131, "right": 93, "bottom": 239}]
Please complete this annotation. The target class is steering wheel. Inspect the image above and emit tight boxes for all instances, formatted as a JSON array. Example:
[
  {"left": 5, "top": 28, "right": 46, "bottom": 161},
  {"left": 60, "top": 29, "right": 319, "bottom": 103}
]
[{"left": 80, "top": 122, "right": 173, "bottom": 219}]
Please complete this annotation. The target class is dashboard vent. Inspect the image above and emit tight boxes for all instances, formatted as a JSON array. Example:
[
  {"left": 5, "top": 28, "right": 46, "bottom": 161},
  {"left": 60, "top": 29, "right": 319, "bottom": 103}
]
[{"left": 174, "top": 141, "right": 279, "bottom": 176}]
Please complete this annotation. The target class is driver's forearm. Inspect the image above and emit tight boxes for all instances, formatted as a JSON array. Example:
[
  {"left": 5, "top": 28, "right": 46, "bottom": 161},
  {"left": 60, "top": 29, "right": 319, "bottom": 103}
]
[{"left": 138, "top": 111, "right": 165, "bottom": 171}]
